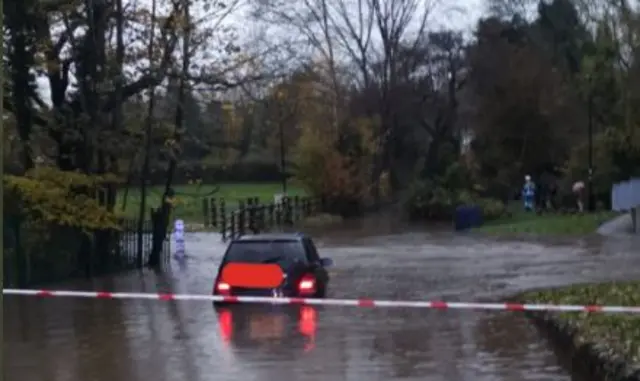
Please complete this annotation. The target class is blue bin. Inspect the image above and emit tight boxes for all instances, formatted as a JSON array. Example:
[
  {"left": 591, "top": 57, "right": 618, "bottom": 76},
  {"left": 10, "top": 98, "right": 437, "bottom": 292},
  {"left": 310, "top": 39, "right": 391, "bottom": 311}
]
[{"left": 454, "top": 205, "right": 483, "bottom": 231}]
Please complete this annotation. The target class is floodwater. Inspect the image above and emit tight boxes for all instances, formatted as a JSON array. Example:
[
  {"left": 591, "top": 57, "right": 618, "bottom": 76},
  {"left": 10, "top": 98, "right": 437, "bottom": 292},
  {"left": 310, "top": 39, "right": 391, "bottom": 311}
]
[{"left": 5, "top": 218, "right": 640, "bottom": 381}]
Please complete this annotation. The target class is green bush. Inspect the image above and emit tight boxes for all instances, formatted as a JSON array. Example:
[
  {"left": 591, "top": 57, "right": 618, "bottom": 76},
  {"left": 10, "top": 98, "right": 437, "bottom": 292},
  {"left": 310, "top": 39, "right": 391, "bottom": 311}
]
[
  {"left": 405, "top": 176, "right": 506, "bottom": 222},
  {"left": 563, "top": 126, "right": 640, "bottom": 208},
  {"left": 477, "top": 197, "right": 507, "bottom": 221}
]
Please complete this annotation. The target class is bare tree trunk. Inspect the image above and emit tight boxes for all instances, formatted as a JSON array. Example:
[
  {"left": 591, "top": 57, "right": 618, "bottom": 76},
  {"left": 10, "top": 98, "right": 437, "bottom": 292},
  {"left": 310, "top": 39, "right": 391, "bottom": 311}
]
[
  {"left": 138, "top": 0, "right": 158, "bottom": 268},
  {"left": 149, "top": 0, "right": 191, "bottom": 267}
]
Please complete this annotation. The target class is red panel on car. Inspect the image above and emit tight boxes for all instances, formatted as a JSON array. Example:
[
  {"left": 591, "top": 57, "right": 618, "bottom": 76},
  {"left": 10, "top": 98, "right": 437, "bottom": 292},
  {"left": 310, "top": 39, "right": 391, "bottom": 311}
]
[{"left": 220, "top": 263, "right": 285, "bottom": 288}]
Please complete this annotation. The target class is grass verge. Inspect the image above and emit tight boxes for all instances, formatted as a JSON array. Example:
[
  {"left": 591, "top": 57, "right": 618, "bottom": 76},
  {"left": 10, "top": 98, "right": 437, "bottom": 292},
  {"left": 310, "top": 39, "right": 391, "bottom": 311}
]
[
  {"left": 477, "top": 203, "right": 618, "bottom": 235},
  {"left": 116, "top": 182, "right": 307, "bottom": 223},
  {"left": 520, "top": 281, "right": 640, "bottom": 366}
]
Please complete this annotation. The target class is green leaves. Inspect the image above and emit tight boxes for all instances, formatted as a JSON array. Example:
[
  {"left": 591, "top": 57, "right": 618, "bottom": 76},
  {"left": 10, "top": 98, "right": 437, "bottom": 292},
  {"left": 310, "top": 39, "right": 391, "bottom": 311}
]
[{"left": 4, "top": 168, "right": 122, "bottom": 232}]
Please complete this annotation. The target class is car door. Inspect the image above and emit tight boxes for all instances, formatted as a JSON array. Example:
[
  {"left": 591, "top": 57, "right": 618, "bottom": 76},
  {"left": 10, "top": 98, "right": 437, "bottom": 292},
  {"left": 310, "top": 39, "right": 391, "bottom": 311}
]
[{"left": 303, "top": 238, "right": 329, "bottom": 288}]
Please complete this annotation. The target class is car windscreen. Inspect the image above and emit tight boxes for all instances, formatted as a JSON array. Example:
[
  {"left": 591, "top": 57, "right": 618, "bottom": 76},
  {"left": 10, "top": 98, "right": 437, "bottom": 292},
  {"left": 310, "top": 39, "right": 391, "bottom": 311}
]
[{"left": 224, "top": 240, "right": 306, "bottom": 266}]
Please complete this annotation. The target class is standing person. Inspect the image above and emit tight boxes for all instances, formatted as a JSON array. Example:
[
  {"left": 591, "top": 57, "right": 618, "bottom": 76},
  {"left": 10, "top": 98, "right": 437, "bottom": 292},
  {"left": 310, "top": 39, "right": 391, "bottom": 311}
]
[
  {"left": 522, "top": 175, "right": 536, "bottom": 212},
  {"left": 536, "top": 177, "right": 548, "bottom": 213},
  {"left": 572, "top": 180, "right": 585, "bottom": 212}
]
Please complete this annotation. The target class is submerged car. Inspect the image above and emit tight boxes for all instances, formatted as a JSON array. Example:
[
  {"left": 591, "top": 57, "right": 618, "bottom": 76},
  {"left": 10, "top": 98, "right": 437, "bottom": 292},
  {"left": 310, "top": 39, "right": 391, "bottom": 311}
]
[{"left": 212, "top": 233, "right": 333, "bottom": 301}]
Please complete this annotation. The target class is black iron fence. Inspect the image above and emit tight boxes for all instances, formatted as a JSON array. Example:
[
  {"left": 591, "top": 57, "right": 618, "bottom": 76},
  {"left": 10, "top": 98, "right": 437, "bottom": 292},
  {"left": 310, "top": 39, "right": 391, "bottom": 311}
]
[
  {"left": 117, "top": 219, "right": 171, "bottom": 268},
  {"left": 3, "top": 217, "right": 170, "bottom": 287},
  {"left": 201, "top": 196, "right": 321, "bottom": 240}
]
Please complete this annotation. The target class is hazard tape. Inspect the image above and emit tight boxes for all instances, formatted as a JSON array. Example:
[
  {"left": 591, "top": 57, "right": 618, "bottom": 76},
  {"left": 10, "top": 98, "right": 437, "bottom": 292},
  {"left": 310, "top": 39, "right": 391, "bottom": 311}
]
[{"left": 4, "top": 288, "right": 640, "bottom": 314}]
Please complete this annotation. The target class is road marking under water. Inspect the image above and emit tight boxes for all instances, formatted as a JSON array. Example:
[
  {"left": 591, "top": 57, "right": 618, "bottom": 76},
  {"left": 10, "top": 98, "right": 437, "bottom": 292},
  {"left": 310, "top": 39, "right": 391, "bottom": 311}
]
[{"left": 4, "top": 288, "right": 640, "bottom": 314}]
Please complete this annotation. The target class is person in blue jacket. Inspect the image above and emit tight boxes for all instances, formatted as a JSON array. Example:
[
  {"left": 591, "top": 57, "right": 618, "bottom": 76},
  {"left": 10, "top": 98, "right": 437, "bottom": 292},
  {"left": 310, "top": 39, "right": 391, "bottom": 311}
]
[{"left": 522, "top": 175, "right": 536, "bottom": 211}]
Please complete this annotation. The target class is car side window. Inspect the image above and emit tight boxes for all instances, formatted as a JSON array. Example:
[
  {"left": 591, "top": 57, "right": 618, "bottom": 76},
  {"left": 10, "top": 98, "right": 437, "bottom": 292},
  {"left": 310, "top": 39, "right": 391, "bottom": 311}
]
[{"left": 304, "top": 238, "right": 321, "bottom": 263}]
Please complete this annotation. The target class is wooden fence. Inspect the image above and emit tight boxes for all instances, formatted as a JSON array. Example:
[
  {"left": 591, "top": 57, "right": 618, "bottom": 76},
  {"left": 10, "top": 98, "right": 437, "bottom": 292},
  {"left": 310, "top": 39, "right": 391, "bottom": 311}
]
[{"left": 201, "top": 196, "right": 321, "bottom": 240}]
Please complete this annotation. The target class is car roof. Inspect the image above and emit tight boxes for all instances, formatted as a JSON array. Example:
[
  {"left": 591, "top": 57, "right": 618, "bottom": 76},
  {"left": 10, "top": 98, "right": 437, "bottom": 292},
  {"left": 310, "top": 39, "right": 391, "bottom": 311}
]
[{"left": 232, "top": 233, "right": 308, "bottom": 242}]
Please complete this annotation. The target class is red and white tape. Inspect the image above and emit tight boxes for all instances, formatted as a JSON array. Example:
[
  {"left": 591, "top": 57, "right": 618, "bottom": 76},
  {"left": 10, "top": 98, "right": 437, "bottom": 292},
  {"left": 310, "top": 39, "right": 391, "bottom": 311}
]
[{"left": 4, "top": 289, "right": 640, "bottom": 314}]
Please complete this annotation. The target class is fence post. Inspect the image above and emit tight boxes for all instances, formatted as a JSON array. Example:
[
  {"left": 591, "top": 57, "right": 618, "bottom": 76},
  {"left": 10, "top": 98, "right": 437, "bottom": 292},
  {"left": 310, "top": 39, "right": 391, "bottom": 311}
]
[
  {"left": 220, "top": 199, "right": 227, "bottom": 237},
  {"left": 230, "top": 212, "right": 236, "bottom": 240},
  {"left": 238, "top": 200, "right": 246, "bottom": 236},
  {"left": 268, "top": 203, "right": 275, "bottom": 230},
  {"left": 257, "top": 204, "right": 264, "bottom": 233},
  {"left": 247, "top": 198, "right": 255, "bottom": 233},
  {"left": 285, "top": 196, "right": 293, "bottom": 225},
  {"left": 210, "top": 198, "right": 218, "bottom": 228},
  {"left": 202, "top": 198, "right": 210, "bottom": 228},
  {"left": 293, "top": 196, "right": 300, "bottom": 221},
  {"left": 275, "top": 201, "right": 282, "bottom": 228}
]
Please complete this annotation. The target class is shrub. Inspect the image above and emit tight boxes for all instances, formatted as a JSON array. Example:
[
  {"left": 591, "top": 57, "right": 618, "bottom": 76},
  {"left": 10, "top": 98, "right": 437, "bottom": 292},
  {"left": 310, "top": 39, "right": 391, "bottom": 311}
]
[
  {"left": 563, "top": 126, "right": 640, "bottom": 206},
  {"left": 476, "top": 197, "right": 507, "bottom": 220},
  {"left": 405, "top": 173, "right": 507, "bottom": 222},
  {"left": 3, "top": 167, "right": 123, "bottom": 285},
  {"left": 4, "top": 167, "right": 121, "bottom": 231},
  {"left": 291, "top": 117, "right": 378, "bottom": 217}
]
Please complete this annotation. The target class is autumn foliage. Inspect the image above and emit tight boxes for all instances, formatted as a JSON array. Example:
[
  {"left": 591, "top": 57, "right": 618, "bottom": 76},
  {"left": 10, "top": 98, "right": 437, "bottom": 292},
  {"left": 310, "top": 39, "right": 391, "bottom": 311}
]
[
  {"left": 293, "top": 117, "right": 378, "bottom": 213},
  {"left": 4, "top": 167, "right": 121, "bottom": 232}
]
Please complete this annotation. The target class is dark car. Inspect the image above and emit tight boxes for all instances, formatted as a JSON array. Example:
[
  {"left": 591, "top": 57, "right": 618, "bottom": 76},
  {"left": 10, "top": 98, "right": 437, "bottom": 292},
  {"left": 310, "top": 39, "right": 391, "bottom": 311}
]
[{"left": 212, "top": 233, "right": 333, "bottom": 302}]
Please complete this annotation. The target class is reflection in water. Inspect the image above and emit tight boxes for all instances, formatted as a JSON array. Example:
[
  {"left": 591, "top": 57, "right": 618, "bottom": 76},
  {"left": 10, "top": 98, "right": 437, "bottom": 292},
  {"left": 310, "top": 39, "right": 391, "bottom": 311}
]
[
  {"left": 174, "top": 255, "right": 189, "bottom": 271},
  {"left": 5, "top": 229, "right": 640, "bottom": 381},
  {"left": 215, "top": 305, "right": 318, "bottom": 353},
  {"left": 299, "top": 306, "right": 317, "bottom": 352},
  {"left": 219, "top": 308, "right": 233, "bottom": 343}
]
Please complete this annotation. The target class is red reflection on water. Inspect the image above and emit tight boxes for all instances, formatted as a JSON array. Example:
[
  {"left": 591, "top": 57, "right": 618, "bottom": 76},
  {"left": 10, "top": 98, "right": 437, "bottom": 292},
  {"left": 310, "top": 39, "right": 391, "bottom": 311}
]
[
  {"left": 299, "top": 306, "right": 317, "bottom": 352},
  {"left": 216, "top": 306, "right": 318, "bottom": 351},
  {"left": 218, "top": 309, "right": 233, "bottom": 343}
]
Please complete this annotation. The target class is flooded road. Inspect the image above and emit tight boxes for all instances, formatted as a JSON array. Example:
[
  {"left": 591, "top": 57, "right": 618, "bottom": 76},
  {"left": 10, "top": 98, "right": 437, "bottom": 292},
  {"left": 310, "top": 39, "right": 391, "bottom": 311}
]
[{"left": 5, "top": 223, "right": 640, "bottom": 381}]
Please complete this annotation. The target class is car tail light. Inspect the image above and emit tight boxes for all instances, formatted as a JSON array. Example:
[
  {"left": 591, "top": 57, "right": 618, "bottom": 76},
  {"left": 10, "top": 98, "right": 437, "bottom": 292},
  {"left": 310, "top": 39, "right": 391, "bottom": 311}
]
[
  {"left": 298, "top": 274, "right": 316, "bottom": 295},
  {"left": 215, "top": 281, "right": 231, "bottom": 295}
]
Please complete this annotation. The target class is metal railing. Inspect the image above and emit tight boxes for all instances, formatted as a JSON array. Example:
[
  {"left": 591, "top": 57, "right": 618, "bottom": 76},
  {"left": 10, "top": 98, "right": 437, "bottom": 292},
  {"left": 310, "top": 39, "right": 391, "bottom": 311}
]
[{"left": 202, "top": 196, "right": 322, "bottom": 241}]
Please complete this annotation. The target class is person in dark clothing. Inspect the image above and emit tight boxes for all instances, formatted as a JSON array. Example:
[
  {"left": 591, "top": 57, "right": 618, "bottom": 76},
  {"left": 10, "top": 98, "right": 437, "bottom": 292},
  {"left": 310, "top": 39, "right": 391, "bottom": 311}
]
[
  {"left": 535, "top": 180, "right": 547, "bottom": 213},
  {"left": 548, "top": 182, "right": 558, "bottom": 210}
]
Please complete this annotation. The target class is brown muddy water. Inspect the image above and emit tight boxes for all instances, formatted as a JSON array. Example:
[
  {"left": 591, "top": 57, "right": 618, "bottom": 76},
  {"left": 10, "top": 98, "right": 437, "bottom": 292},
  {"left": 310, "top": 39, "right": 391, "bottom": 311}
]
[{"left": 5, "top": 220, "right": 640, "bottom": 381}]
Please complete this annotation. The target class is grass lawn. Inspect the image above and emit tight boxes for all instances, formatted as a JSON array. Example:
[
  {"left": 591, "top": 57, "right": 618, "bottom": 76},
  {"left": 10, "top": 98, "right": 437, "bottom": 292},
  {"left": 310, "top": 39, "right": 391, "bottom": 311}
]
[
  {"left": 520, "top": 281, "right": 640, "bottom": 365},
  {"left": 116, "top": 182, "right": 307, "bottom": 223},
  {"left": 476, "top": 203, "right": 618, "bottom": 235}
]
